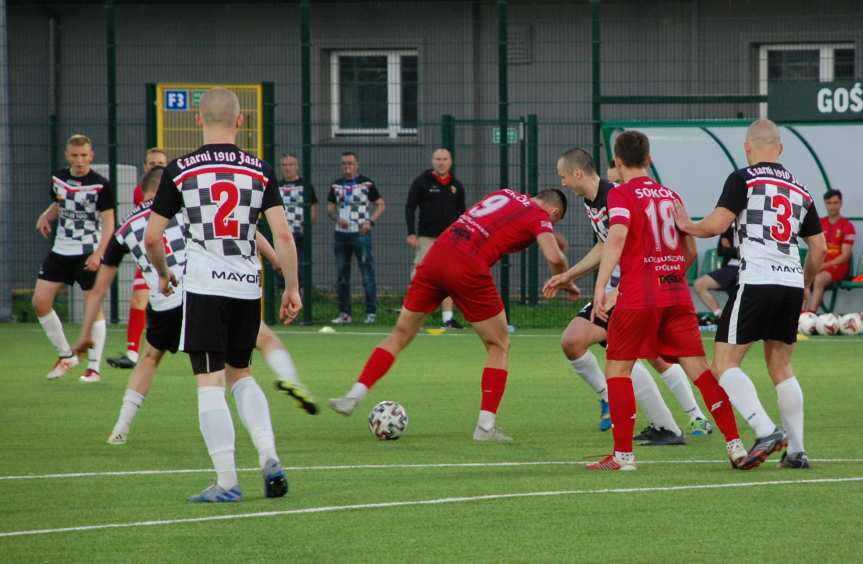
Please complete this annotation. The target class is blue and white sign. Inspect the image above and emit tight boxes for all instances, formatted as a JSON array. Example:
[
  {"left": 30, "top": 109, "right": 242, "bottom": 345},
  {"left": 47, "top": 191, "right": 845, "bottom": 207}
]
[{"left": 164, "top": 90, "right": 189, "bottom": 111}]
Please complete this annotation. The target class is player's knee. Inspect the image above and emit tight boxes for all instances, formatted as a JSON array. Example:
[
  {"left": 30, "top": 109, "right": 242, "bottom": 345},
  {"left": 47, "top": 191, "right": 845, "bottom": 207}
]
[
  {"left": 694, "top": 276, "right": 710, "bottom": 292},
  {"left": 561, "top": 332, "right": 587, "bottom": 359},
  {"left": 31, "top": 294, "right": 50, "bottom": 316},
  {"left": 142, "top": 346, "right": 165, "bottom": 364},
  {"left": 130, "top": 292, "right": 148, "bottom": 310}
]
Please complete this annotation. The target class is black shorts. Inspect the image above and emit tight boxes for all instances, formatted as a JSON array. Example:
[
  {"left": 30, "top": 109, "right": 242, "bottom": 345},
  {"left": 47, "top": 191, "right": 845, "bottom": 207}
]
[
  {"left": 38, "top": 252, "right": 97, "bottom": 290},
  {"left": 706, "top": 265, "right": 739, "bottom": 294},
  {"left": 146, "top": 305, "right": 182, "bottom": 354},
  {"left": 576, "top": 301, "right": 614, "bottom": 348},
  {"left": 181, "top": 292, "right": 260, "bottom": 368},
  {"left": 716, "top": 283, "right": 803, "bottom": 345}
]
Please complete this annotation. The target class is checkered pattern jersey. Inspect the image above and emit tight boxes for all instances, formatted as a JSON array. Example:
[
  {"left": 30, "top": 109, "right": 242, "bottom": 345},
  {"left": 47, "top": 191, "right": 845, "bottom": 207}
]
[
  {"left": 279, "top": 180, "right": 310, "bottom": 232},
  {"left": 330, "top": 178, "right": 377, "bottom": 233},
  {"left": 51, "top": 171, "right": 111, "bottom": 256},
  {"left": 583, "top": 178, "right": 615, "bottom": 243},
  {"left": 114, "top": 201, "right": 186, "bottom": 311}
]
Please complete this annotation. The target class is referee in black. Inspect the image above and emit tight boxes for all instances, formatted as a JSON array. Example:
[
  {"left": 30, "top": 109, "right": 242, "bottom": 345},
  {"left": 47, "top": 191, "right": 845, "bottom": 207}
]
[{"left": 405, "top": 147, "right": 466, "bottom": 328}]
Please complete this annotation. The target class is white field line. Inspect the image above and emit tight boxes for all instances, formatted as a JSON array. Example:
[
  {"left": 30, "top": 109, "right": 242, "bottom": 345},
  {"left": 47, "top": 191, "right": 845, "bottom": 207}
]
[
  {"left": 2, "top": 458, "right": 863, "bottom": 482},
  {"left": 1, "top": 476, "right": 861, "bottom": 539}
]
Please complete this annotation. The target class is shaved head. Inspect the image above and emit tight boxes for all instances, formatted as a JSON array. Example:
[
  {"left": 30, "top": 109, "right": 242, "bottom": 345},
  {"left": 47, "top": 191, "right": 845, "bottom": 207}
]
[
  {"left": 198, "top": 88, "right": 240, "bottom": 127},
  {"left": 746, "top": 119, "right": 781, "bottom": 149}
]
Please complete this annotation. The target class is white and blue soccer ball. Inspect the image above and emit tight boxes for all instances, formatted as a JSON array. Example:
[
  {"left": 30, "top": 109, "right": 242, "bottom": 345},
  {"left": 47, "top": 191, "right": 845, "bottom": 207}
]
[
  {"left": 838, "top": 312, "right": 862, "bottom": 336},
  {"left": 798, "top": 311, "right": 818, "bottom": 335},
  {"left": 815, "top": 313, "right": 839, "bottom": 336},
  {"left": 368, "top": 401, "right": 409, "bottom": 440}
]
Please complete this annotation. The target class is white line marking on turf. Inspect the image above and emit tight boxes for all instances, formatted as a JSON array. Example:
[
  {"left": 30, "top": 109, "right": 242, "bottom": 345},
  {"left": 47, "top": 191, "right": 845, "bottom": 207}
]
[
  {"left": 1, "top": 476, "right": 861, "bottom": 539},
  {"left": 2, "top": 458, "right": 863, "bottom": 482}
]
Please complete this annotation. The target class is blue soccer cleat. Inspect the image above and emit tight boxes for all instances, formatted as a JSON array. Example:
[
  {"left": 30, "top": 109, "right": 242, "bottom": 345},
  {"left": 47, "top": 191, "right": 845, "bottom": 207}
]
[
  {"left": 187, "top": 483, "right": 243, "bottom": 503},
  {"left": 599, "top": 399, "right": 611, "bottom": 432},
  {"left": 263, "top": 458, "right": 288, "bottom": 498}
]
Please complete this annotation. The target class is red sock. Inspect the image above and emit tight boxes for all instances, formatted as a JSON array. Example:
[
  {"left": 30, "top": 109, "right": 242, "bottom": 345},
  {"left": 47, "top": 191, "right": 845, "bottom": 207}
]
[
  {"left": 694, "top": 369, "right": 740, "bottom": 441},
  {"left": 358, "top": 347, "right": 395, "bottom": 390},
  {"left": 126, "top": 308, "right": 147, "bottom": 354},
  {"left": 480, "top": 367, "right": 508, "bottom": 413},
  {"left": 608, "top": 376, "right": 636, "bottom": 454}
]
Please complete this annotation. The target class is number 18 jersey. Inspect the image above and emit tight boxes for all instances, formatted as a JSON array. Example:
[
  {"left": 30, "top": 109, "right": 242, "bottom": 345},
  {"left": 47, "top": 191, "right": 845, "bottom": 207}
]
[{"left": 608, "top": 176, "right": 691, "bottom": 310}]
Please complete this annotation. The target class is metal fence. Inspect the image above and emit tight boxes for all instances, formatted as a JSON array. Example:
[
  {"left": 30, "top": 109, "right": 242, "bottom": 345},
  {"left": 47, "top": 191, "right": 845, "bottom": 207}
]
[{"left": 3, "top": 0, "right": 862, "bottom": 327}]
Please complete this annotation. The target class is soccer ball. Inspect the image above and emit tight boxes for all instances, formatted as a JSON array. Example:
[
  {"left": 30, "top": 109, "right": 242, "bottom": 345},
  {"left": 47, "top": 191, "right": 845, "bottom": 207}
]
[
  {"left": 814, "top": 313, "right": 839, "bottom": 336},
  {"left": 368, "top": 401, "right": 409, "bottom": 440},
  {"left": 838, "top": 312, "right": 862, "bottom": 336},
  {"left": 798, "top": 311, "right": 818, "bottom": 335}
]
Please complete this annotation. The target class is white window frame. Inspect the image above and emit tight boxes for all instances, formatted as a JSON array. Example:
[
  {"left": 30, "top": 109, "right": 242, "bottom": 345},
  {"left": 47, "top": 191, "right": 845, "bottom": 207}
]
[
  {"left": 330, "top": 50, "right": 418, "bottom": 138},
  {"left": 758, "top": 42, "right": 855, "bottom": 117}
]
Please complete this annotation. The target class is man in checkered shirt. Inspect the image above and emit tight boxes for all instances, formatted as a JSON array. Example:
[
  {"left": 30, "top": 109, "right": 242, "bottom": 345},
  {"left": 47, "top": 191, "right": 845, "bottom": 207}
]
[
  {"left": 326, "top": 151, "right": 386, "bottom": 324},
  {"left": 675, "top": 119, "right": 827, "bottom": 470},
  {"left": 278, "top": 152, "right": 317, "bottom": 288},
  {"left": 34, "top": 134, "right": 115, "bottom": 382},
  {"left": 145, "top": 88, "right": 302, "bottom": 503}
]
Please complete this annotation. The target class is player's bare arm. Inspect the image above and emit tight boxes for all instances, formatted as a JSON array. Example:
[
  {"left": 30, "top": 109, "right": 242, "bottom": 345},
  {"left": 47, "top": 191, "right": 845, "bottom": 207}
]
[
  {"left": 254, "top": 232, "right": 281, "bottom": 275},
  {"left": 537, "top": 232, "right": 579, "bottom": 299},
  {"left": 73, "top": 265, "right": 118, "bottom": 353},
  {"left": 593, "top": 223, "right": 627, "bottom": 321},
  {"left": 264, "top": 205, "right": 302, "bottom": 324},
  {"left": 35, "top": 203, "right": 60, "bottom": 238},
  {"left": 822, "top": 241, "right": 852, "bottom": 269},
  {"left": 673, "top": 202, "right": 735, "bottom": 238},
  {"left": 543, "top": 240, "right": 602, "bottom": 298},
  {"left": 327, "top": 201, "right": 348, "bottom": 229},
  {"left": 802, "top": 232, "right": 827, "bottom": 290},
  {"left": 85, "top": 209, "right": 115, "bottom": 271},
  {"left": 144, "top": 212, "right": 177, "bottom": 296}
]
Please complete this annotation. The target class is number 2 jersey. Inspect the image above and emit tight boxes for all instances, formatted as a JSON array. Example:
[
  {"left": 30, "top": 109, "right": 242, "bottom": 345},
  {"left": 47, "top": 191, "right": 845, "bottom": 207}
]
[
  {"left": 437, "top": 189, "right": 554, "bottom": 267},
  {"left": 716, "top": 162, "right": 821, "bottom": 288},
  {"left": 608, "top": 177, "right": 692, "bottom": 310},
  {"left": 151, "top": 143, "right": 283, "bottom": 300},
  {"left": 102, "top": 200, "right": 187, "bottom": 311}
]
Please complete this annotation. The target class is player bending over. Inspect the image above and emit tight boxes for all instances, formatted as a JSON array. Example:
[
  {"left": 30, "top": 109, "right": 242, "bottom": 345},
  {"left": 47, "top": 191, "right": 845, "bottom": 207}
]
[
  {"left": 543, "top": 148, "right": 712, "bottom": 443},
  {"left": 329, "top": 188, "right": 576, "bottom": 441},
  {"left": 587, "top": 131, "right": 744, "bottom": 471}
]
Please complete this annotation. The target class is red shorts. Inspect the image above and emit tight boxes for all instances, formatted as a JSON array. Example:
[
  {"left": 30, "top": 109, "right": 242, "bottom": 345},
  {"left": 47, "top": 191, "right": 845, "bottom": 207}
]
[
  {"left": 132, "top": 267, "right": 148, "bottom": 291},
  {"left": 824, "top": 264, "right": 849, "bottom": 283},
  {"left": 403, "top": 244, "right": 503, "bottom": 323},
  {"left": 606, "top": 304, "right": 704, "bottom": 362}
]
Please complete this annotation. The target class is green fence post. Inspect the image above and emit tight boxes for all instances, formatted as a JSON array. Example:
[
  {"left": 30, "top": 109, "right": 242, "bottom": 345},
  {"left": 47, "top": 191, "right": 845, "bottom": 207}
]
[
  {"left": 300, "top": 0, "right": 313, "bottom": 324},
  {"left": 497, "top": 0, "right": 510, "bottom": 321},
  {"left": 441, "top": 114, "right": 455, "bottom": 165},
  {"left": 105, "top": 0, "right": 119, "bottom": 324},
  {"left": 261, "top": 81, "right": 276, "bottom": 325},
  {"left": 527, "top": 114, "right": 539, "bottom": 305},
  {"left": 591, "top": 0, "right": 602, "bottom": 168}
]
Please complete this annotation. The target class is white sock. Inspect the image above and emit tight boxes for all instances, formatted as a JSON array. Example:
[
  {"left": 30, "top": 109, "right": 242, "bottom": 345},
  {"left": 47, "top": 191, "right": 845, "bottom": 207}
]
[
  {"left": 661, "top": 364, "right": 706, "bottom": 421},
  {"left": 719, "top": 368, "right": 775, "bottom": 438},
  {"left": 126, "top": 349, "right": 139, "bottom": 363},
  {"left": 776, "top": 377, "right": 804, "bottom": 454},
  {"left": 569, "top": 350, "right": 608, "bottom": 402},
  {"left": 347, "top": 382, "right": 369, "bottom": 401},
  {"left": 113, "top": 389, "right": 145, "bottom": 435},
  {"left": 631, "top": 362, "right": 681, "bottom": 435},
  {"left": 38, "top": 310, "right": 72, "bottom": 357},
  {"left": 231, "top": 376, "right": 278, "bottom": 469},
  {"left": 264, "top": 349, "right": 299, "bottom": 386},
  {"left": 442, "top": 309, "right": 453, "bottom": 323},
  {"left": 197, "top": 386, "right": 238, "bottom": 489},
  {"left": 477, "top": 409, "right": 496, "bottom": 430},
  {"left": 88, "top": 319, "right": 107, "bottom": 372}
]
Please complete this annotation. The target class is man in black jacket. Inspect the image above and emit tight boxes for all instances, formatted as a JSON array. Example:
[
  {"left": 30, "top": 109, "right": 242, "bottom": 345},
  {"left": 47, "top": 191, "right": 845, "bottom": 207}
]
[{"left": 405, "top": 148, "right": 466, "bottom": 328}]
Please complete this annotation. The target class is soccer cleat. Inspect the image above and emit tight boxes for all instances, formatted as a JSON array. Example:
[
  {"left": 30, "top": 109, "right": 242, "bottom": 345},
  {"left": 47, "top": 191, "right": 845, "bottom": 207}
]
[
  {"left": 778, "top": 451, "right": 810, "bottom": 469},
  {"left": 46, "top": 355, "right": 80, "bottom": 380},
  {"left": 726, "top": 438, "right": 747, "bottom": 468},
  {"left": 442, "top": 318, "right": 464, "bottom": 330},
  {"left": 364, "top": 313, "right": 377, "bottom": 324},
  {"left": 262, "top": 458, "right": 289, "bottom": 498},
  {"left": 689, "top": 417, "right": 714, "bottom": 437},
  {"left": 107, "top": 355, "right": 136, "bottom": 369},
  {"left": 187, "top": 483, "right": 243, "bottom": 503},
  {"left": 328, "top": 395, "right": 359, "bottom": 416},
  {"left": 78, "top": 369, "right": 101, "bottom": 383},
  {"left": 598, "top": 399, "right": 612, "bottom": 432},
  {"left": 106, "top": 431, "right": 127, "bottom": 445},
  {"left": 473, "top": 425, "right": 513, "bottom": 442},
  {"left": 331, "top": 312, "right": 352, "bottom": 324},
  {"left": 633, "top": 423, "right": 658, "bottom": 441},
  {"left": 737, "top": 428, "right": 788, "bottom": 470},
  {"left": 274, "top": 380, "right": 319, "bottom": 415},
  {"left": 638, "top": 427, "right": 686, "bottom": 446},
  {"left": 586, "top": 453, "right": 637, "bottom": 471}
]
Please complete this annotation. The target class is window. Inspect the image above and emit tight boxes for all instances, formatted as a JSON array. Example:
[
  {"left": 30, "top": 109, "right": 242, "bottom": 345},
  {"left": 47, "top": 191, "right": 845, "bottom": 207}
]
[
  {"left": 758, "top": 43, "right": 856, "bottom": 116},
  {"left": 330, "top": 50, "right": 418, "bottom": 138}
]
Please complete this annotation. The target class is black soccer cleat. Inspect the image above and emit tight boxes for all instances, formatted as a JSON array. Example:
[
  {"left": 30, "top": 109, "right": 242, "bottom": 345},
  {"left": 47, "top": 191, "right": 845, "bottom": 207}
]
[
  {"left": 262, "top": 459, "right": 289, "bottom": 498},
  {"left": 274, "top": 380, "right": 319, "bottom": 415},
  {"left": 778, "top": 450, "right": 810, "bottom": 469},
  {"left": 442, "top": 318, "right": 464, "bottom": 330},
  {"left": 738, "top": 428, "right": 787, "bottom": 470},
  {"left": 638, "top": 426, "right": 686, "bottom": 446},
  {"left": 633, "top": 424, "right": 658, "bottom": 441},
  {"left": 107, "top": 355, "right": 136, "bottom": 369}
]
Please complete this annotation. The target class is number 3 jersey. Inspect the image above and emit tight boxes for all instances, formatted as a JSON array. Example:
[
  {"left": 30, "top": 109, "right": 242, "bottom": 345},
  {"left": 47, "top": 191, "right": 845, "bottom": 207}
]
[
  {"left": 102, "top": 200, "right": 186, "bottom": 311},
  {"left": 151, "top": 143, "right": 283, "bottom": 300},
  {"left": 716, "top": 162, "right": 821, "bottom": 288}
]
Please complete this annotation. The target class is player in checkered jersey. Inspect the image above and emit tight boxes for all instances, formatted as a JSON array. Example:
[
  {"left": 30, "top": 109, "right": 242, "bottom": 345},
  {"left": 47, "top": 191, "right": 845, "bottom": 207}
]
[
  {"left": 675, "top": 119, "right": 827, "bottom": 470},
  {"left": 34, "top": 134, "right": 115, "bottom": 382},
  {"left": 145, "top": 88, "right": 302, "bottom": 502}
]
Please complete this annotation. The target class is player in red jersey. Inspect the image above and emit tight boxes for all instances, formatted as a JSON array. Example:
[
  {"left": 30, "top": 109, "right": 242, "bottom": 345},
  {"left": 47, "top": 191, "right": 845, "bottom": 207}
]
[
  {"left": 108, "top": 147, "right": 169, "bottom": 369},
  {"left": 329, "top": 188, "right": 577, "bottom": 441},
  {"left": 806, "top": 189, "right": 856, "bottom": 312},
  {"left": 586, "top": 131, "right": 745, "bottom": 471}
]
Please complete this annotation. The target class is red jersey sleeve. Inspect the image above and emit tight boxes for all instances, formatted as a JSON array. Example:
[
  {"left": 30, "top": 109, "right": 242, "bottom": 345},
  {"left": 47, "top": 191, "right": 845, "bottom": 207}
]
[
  {"left": 844, "top": 219, "right": 856, "bottom": 245},
  {"left": 530, "top": 215, "right": 554, "bottom": 237},
  {"left": 132, "top": 184, "right": 144, "bottom": 206},
  {"left": 607, "top": 189, "right": 632, "bottom": 228}
]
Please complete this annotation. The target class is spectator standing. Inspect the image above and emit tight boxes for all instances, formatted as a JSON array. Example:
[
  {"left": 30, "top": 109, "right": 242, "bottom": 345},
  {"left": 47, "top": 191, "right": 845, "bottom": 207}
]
[{"left": 278, "top": 153, "right": 317, "bottom": 287}]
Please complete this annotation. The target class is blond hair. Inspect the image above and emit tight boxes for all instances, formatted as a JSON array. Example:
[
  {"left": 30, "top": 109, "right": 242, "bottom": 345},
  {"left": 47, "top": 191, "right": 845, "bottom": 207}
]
[{"left": 66, "top": 134, "right": 92, "bottom": 148}]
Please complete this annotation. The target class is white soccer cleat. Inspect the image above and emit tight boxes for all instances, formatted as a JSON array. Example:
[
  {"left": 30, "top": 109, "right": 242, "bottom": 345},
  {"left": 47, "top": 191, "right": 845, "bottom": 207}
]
[
  {"left": 46, "top": 355, "right": 80, "bottom": 380},
  {"left": 107, "top": 431, "right": 127, "bottom": 445},
  {"left": 473, "top": 425, "right": 513, "bottom": 442},
  {"left": 78, "top": 369, "right": 101, "bottom": 383},
  {"left": 328, "top": 395, "right": 359, "bottom": 416},
  {"left": 726, "top": 438, "right": 748, "bottom": 468}
]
